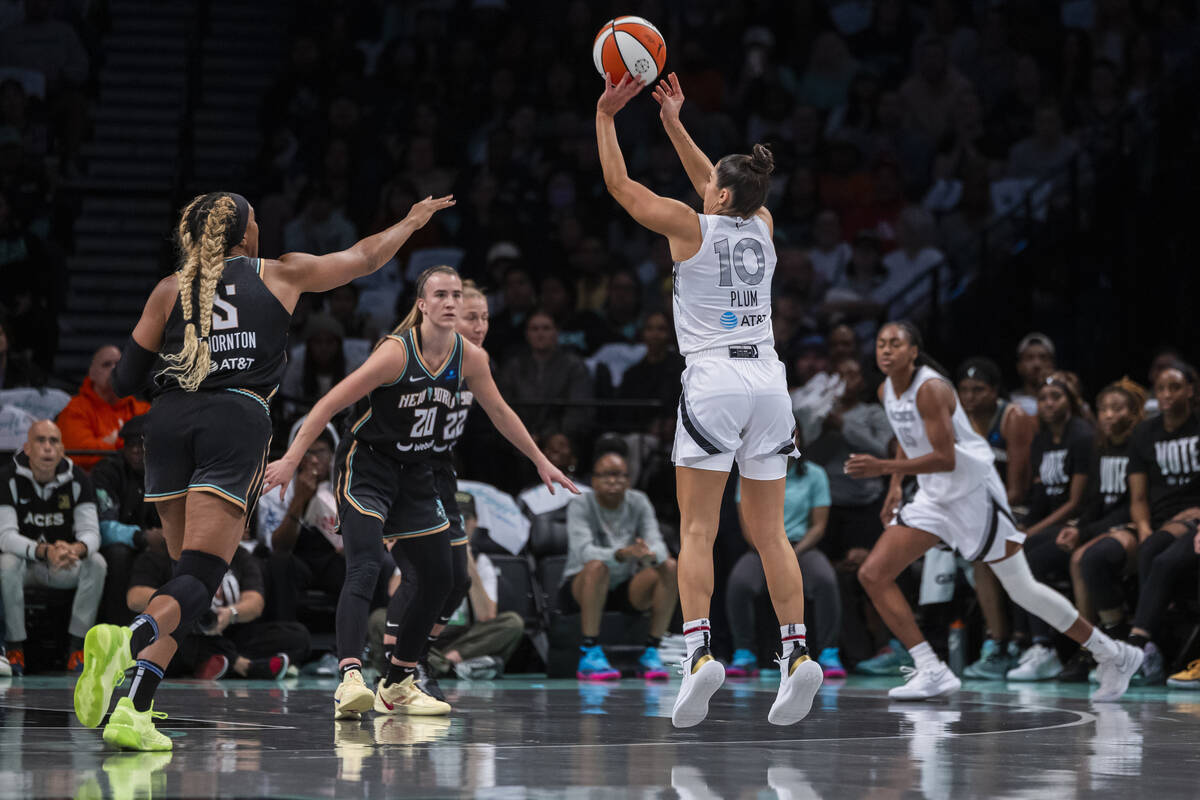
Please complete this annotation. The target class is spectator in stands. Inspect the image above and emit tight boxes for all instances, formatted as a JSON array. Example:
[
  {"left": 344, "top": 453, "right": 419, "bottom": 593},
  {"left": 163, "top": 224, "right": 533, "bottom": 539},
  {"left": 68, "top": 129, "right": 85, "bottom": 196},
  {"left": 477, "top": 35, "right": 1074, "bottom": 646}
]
[
  {"left": 91, "top": 415, "right": 161, "bottom": 626},
  {"left": 0, "top": 420, "right": 103, "bottom": 675},
  {"left": 1052, "top": 379, "right": 1144, "bottom": 682},
  {"left": 808, "top": 210, "right": 852, "bottom": 289},
  {"left": 488, "top": 263, "right": 539, "bottom": 361},
  {"left": 600, "top": 269, "right": 643, "bottom": 346},
  {"left": 327, "top": 283, "right": 376, "bottom": 341},
  {"left": 1081, "top": 362, "right": 1200, "bottom": 686},
  {"left": 1007, "top": 102, "right": 1079, "bottom": 180},
  {"left": 57, "top": 344, "right": 150, "bottom": 470},
  {"left": 899, "top": 35, "right": 973, "bottom": 142},
  {"left": 127, "top": 543, "right": 307, "bottom": 680},
  {"left": 881, "top": 206, "right": 945, "bottom": 316},
  {"left": 729, "top": 433, "right": 844, "bottom": 679},
  {"left": 1006, "top": 375, "right": 1094, "bottom": 681},
  {"left": 957, "top": 357, "right": 1035, "bottom": 508},
  {"left": 820, "top": 229, "right": 890, "bottom": 343},
  {"left": 1010, "top": 332, "right": 1057, "bottom": 416},
  {"left": 282, "top": 183, "right": 357, "bottom": 255},
  {"left": 0, "top": 316, "right": 41, "bottom": 388},
  {"left": 499, "top": 310, "right": 593, "bottom": 443},
  {"left": 280, "top": 313, "right": 366, "bottom": 418},
  {"left": 618, "top": 311, "right": 684, "bottom": 435},
  {"left": 560, "top": 452, "right": 676, "bottom": 681},
  {"left": 370, "top": 495, "right": 524, "bottom": 682}
]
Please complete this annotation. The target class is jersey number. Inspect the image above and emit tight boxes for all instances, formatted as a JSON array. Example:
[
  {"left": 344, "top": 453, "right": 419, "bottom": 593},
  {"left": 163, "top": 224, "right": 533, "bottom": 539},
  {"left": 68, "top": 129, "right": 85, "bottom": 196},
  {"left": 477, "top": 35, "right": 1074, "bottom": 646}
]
[
  {"left": 411, "top": 408, "right": 437, "bottom": 438},
  {"left": 714, "top": 237, "right": 766, "bottom": 287},
  {"left": 443, "top": 409, "right": 469, "bottom": 441},
  {"left": 212, "top": 284, "right": 238, "bottom": 331}
]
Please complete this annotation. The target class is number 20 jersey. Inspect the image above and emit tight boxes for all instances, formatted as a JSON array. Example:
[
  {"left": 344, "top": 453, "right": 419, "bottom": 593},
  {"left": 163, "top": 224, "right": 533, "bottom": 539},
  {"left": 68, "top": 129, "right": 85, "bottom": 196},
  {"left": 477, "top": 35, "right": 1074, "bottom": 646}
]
[
  {"left": 672, "top": 213, "right": 776, "bottom": 356},
  {"left": 350, "top": 328, "right": 466, "bottom": 463}
]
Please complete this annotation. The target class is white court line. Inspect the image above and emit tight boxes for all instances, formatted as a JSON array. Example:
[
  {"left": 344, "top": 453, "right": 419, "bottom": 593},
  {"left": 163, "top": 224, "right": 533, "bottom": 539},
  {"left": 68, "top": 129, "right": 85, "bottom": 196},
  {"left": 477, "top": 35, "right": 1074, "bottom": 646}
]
[{"left": 0, "top": 704, "right": 298, "bottom": 730}]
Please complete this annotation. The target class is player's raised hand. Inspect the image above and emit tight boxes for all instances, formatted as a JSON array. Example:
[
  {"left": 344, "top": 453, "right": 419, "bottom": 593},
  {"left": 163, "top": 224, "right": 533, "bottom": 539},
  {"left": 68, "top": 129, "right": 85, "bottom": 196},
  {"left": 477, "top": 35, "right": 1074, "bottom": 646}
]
[
  {"left": 651, "top": 72, "right": 684, "bottom": 122},
  {"left": 262, "top": 456, "right": 299, "bottom": 501},
  {"left": 597, "top": 72, "right": 645, "bottom": 117},
  {"left": 404, "top": 194, "right": 455, "bottom": 229}
]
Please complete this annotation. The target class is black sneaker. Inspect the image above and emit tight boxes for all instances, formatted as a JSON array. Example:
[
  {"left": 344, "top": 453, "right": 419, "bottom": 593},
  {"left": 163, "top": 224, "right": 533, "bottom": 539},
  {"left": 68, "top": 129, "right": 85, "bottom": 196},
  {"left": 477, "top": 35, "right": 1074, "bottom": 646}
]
[
  {"left": 416, "top": 659, "right": 445, "bottom": 702},
  {"left": 1058, "top": 649, "right": 1095, "bottom": 683}
]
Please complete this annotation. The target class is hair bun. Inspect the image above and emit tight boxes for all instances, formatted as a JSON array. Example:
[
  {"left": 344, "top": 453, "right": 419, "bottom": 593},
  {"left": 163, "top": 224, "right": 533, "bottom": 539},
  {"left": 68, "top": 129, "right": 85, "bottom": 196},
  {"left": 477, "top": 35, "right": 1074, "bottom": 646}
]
[{"left": 749, "top": 143, "right": 775, "bottom": 176}]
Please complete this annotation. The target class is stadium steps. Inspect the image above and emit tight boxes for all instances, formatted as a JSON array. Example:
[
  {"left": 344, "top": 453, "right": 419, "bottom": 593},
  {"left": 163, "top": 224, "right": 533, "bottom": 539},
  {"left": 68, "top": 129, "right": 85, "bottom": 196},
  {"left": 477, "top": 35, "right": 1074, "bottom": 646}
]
[{"left": 55, "top": 1, "right": 195, "bottom": 378}]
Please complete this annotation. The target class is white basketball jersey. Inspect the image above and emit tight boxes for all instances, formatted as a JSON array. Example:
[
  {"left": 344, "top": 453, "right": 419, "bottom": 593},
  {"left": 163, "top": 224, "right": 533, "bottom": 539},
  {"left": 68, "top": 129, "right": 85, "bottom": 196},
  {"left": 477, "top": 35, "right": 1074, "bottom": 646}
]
[
  {"left": 672, "top": 213, "right": 775, "bottom": 356},
  {"left": 883, "top": 366, "right": 1003, "bottom": 502}
]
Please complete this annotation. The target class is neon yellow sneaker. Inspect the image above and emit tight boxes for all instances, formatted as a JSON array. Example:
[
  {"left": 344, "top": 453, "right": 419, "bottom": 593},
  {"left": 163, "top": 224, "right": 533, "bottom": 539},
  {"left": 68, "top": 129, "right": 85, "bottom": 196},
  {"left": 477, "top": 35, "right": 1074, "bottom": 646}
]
[
  {"left": 333, "top": 668, "right": 375, "bottom": 720},
  {"left": 374, "top": 675, "right": 451, "bottom": 715},
  {"left": 101, "top": 750, "right": 173, "bottom": 799},
  {"left": 74, "top": 624, "right": 135, "bottom": 728},
  {"left": 102, "top": 697, "right": 172, "bottom": 751}
]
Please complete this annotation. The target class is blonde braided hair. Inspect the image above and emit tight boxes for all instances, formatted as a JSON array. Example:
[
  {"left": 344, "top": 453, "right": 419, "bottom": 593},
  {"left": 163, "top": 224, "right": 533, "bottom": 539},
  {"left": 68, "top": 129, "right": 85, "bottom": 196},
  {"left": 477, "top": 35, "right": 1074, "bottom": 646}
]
[{"left": 158, "top": 193, "right": 239, "bottom": 391}]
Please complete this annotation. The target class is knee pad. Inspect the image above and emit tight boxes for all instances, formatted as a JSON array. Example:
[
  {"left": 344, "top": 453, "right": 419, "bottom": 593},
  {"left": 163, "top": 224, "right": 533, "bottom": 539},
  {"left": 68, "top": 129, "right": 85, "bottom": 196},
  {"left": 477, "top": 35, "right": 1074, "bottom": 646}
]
[
  {"left": 988, "top": 550, "right": 1079, "bottom": 633},
  {"left": 152, "top": 549, "right": 228, "bottom": 625}
]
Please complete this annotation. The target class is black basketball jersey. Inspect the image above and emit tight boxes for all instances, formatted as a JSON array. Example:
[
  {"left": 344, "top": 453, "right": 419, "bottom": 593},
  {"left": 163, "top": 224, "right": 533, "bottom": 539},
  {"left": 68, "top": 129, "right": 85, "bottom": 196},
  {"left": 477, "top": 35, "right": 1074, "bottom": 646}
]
[
  {"left": 350, "top": 328, "right": 465, "bottom": 462},
  {"left": 155, "top": 256, "right": 291, "bottom": 398},
  {"left": 431, "top": 387, "right": 474, "bottom": 462}
]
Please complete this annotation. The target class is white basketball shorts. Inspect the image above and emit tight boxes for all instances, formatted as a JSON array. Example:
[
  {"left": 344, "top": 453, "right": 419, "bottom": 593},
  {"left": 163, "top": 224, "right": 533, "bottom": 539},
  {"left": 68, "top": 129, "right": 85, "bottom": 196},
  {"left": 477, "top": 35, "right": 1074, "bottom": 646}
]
[
  {"left": 672, "top": 348, "right": 798, "bottom": 480},
  {"left": 895, "top": 483, "right": 1026, "bottom": 563}
]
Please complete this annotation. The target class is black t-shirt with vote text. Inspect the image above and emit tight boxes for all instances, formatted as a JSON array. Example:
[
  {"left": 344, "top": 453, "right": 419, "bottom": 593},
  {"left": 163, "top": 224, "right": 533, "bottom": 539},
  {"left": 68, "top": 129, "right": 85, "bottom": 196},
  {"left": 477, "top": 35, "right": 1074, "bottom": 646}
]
[
  {"left": 1128, "top": 412, "right": 1200, "bottom": 526},
  {"left": 1027, "top": 416, "right": 1094, "bottom": 525}
]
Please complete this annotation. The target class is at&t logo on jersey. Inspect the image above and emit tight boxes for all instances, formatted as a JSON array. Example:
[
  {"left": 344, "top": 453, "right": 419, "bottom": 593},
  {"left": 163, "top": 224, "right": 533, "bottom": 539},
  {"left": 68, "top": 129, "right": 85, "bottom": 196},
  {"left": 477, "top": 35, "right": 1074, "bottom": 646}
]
[{"left": 719, "top": 311, "right": 738, "bottom": 329}]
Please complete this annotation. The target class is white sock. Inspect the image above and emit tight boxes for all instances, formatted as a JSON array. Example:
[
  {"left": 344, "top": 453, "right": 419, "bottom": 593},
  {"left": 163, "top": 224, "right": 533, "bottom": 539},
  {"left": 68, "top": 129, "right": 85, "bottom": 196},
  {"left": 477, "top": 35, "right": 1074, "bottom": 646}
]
[
  {"left": 683, "top": 618, "right": 711, "bottom": 658},
  {"left": 1084, "top": 627, "right": 1120, "bottom": 663},
  {"left": 909, "top": 641, "right": 940, "bottom": 671},
  {"left": 780, "top": 623, "right": 806, "bottom": 656}
]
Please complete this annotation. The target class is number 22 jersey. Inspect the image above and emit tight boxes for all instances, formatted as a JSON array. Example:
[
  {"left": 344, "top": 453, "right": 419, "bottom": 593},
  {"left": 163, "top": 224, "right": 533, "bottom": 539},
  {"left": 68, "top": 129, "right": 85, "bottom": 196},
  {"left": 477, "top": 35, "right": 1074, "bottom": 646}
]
[
  {"left": 672, "top": 213, "right": 775, "bottom": 355},
  {"left": 349, "top": 328, "right": 467, "bottom": 462}
]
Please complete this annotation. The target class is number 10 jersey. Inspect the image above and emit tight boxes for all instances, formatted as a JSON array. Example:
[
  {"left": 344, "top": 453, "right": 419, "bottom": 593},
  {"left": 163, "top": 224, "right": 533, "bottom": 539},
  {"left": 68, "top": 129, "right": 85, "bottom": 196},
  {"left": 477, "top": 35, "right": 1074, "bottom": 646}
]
[
  {"left": 350, "top": 328, "right": 467, "bottom": 463},
  {"left": 672, "top": 213, "right": 776, "bottom": 356}
]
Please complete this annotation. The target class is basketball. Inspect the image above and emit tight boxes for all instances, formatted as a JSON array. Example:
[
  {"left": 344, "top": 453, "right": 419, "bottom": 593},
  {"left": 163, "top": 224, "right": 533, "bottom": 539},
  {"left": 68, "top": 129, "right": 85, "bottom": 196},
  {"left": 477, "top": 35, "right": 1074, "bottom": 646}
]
[{"left": 593, "top": 16, "right": 666, "bottom": 85}]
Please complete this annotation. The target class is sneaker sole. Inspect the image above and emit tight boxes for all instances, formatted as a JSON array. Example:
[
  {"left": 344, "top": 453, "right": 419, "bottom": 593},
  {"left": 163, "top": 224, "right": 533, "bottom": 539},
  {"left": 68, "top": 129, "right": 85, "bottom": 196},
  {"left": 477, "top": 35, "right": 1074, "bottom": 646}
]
[
  {"left": 576, "top": 671, "right": 621, "bottom": 681},
  {"left": 671, "top": 660, "right": 725, "bottom": 728},
  {"left": 334, "top": 688, "right": 376, "bottom": 720},
  {"left": 75, "top": 625, "right": 131, "bottom": 729},
  {"left": 641, "top": 669, "right": 669, "bottom": 681},
  {"left": 769, "top": 659, "right": 823, "bottom": 725},
  {"left": 102, "top": 721, "right": 172, "bottom": 752},
  {"left": 888, "top": 676, "right": 962, "bottom": 701},
  {"left": 1166, "top": 678, "right": 1200, "bottom": 689}
]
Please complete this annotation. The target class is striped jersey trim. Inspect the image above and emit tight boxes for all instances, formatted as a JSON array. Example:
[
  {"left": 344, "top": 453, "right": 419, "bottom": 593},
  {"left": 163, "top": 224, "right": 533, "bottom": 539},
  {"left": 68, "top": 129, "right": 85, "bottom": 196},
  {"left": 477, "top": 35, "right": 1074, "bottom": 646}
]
[{"left": 226, "top": 388, "right": 270, "bottom": 413}]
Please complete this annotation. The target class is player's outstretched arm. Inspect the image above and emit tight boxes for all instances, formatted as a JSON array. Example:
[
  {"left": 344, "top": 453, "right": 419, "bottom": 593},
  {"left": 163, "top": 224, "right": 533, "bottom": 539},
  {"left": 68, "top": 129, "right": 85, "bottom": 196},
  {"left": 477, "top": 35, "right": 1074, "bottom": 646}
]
[
  {"left": 262, "top": 338, "right": 407, "bottom": 499},
  {"left": 267, "top": 194, "right": 455, "bottom": 309},
  {"left": 652, "top": 72, "right": 714, "bottom": 199},
  {"left": 461, "top": 342, "right": 580, "bottom": 495},
  {"left": 596, "top": 74, "right": 699, "bottom": 247}
]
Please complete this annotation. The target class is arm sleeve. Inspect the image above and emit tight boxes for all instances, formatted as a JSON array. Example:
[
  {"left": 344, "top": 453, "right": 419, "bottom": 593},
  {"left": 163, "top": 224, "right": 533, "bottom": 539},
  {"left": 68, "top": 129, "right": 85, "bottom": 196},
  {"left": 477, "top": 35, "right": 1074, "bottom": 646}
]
[
  {"left": 112, "top": 335, "right": 159, "bottom": 398},
  {"left": 73, "top": 503, "right": 101, "bottom": 556},
  {"left": 0, "top": 505, "right": 38, "bottom": 560},
  {"left": 567, "top": 497, "right": 618, "bottom": 568},
  {"left": 841, "top": 406, "right": 894, "bottom": 456},
  {"left": 634, "top": 491, "right": 669, "bottom": 563}
]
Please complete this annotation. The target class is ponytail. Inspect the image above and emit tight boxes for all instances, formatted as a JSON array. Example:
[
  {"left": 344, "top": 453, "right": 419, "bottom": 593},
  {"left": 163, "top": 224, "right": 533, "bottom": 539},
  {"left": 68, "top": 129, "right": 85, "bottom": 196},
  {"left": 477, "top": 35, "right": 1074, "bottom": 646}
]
[
  {"left": 158, "top": 192, "right": 241, "bottom": 391},
  {"left": 391, "top": 265, "right": 461, "bottom": 337}
]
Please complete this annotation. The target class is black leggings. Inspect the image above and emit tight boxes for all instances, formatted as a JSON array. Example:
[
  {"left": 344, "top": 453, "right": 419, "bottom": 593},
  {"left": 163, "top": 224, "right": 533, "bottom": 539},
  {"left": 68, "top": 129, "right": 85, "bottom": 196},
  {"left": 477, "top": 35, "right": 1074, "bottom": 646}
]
[
  {"left": 335, "top": 509, "right": 391, "bottom": 662},
  {"left": 1079, "top": 536, "right": 1129, "bottom": 611},
  {"left": 385, "top": 537, "right": 466, "bottom": 662},
  {"left": 1132, "top": 527, "right": 1200, "bottom": 636}
]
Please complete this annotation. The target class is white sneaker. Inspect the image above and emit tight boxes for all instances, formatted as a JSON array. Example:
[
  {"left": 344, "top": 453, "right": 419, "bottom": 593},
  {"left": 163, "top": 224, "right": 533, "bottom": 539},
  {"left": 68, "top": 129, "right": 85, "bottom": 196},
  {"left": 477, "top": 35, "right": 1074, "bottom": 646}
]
[
  {"left": 671, "top": 647, "right": 725, "bottom": 728},
  {"left": 1092, "top": 641, "right": 1145, "bottom": 702},
  {"left": 888, "top": 664, "right": 961, "bottom": 701},
  {"left": 768, "top": 648, "right": 823, "bottom": 725},
  {"left": 1005, "top": 644, "right": 1062, "bottom": 681}
]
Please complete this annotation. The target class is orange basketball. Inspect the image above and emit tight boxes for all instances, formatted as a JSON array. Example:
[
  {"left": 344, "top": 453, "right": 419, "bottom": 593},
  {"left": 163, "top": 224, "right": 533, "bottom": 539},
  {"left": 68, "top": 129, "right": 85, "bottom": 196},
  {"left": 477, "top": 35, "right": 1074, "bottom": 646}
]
[{"left": 593, "top": 16, "right": 666, "bottom": 85}]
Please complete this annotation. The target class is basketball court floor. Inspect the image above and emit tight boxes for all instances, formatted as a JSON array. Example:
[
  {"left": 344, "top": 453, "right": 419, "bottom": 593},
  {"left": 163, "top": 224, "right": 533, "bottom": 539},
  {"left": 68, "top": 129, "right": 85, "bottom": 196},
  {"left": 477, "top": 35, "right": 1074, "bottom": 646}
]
[{"left": 1, "top": 674, "right": 1195, "bottom": 798}]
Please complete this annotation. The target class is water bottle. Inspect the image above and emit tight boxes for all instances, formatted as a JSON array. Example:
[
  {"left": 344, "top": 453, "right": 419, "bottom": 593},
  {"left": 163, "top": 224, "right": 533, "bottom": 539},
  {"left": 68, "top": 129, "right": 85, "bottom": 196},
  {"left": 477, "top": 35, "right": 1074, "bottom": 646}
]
[{"left": 948, "top": 619, "right": 966, "bottom": 676}]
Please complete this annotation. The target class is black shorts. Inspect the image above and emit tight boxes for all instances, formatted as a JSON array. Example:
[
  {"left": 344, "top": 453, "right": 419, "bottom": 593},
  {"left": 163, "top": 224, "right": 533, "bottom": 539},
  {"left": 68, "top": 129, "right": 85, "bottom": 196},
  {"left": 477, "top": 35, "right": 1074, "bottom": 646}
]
[
  {"left": 335, "top": 437, "right": 450, "bottom": 539},
  {"left": 143, "top": 389, "right": 272, "bottom": 513},
  {"left": 557, "top": 576, "right": 640, "bottom": 615},
  {"left": 432, "top": 462, "right": 467, "bottom": 545}
]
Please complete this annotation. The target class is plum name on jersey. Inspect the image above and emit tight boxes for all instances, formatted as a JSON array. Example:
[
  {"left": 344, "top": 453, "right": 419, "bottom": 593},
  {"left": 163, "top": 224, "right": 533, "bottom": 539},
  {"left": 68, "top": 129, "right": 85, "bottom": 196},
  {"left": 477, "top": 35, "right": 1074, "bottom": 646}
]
[
  {"left": 396, "top": 386, "right": 456, "bottom": 409},
  {"left": 730, "top": 290, "right": 758, "bottom": 307}
]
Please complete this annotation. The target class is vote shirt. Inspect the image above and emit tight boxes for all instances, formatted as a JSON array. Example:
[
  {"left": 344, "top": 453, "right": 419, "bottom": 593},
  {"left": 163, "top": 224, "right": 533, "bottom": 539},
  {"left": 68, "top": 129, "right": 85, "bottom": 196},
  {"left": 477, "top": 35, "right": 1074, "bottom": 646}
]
[
  {"left": 1128, "top": 412, "right": 1200, "bottom": 526},
  {"left": 1027, "top": 416, "right": 1093, "bottom": 525}
]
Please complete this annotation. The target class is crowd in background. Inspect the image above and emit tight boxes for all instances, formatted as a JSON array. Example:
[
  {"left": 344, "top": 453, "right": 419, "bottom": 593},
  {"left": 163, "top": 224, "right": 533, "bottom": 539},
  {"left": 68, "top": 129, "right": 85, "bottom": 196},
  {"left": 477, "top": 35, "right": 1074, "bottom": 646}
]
[{"left": 2, "top": 1, "right": 1200, "bottom": 686}]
